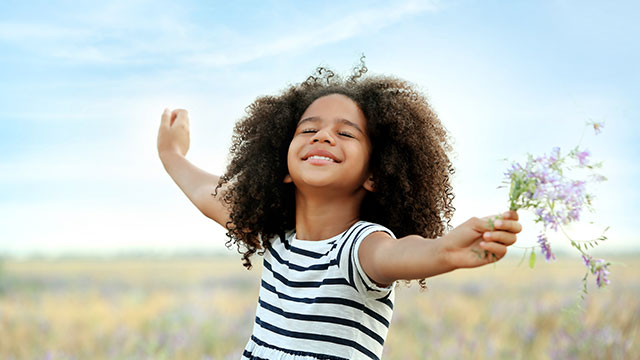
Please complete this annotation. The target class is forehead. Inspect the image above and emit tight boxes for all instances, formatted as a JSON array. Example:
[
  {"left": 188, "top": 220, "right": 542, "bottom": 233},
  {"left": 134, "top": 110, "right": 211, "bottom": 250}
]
[{"left": 300, "top": 94, "right": 367, "bottom": 129}]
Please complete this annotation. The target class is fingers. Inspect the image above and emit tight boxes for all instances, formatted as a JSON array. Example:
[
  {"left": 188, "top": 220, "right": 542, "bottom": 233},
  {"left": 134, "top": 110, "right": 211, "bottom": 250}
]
[
  {"left": 502, "top": 210, "right": 519, "bottom": 221},
  {"left": 171, "top": 109, "right": 189, "bottom": 128},
  {"left": 482, "top": 230, "right": 517, "bottom": 246},
  {"left": 470, "top": 216, "right": 492, "bottom": 232},
  {"left": 160, "top": 108, "right": 189, "bottom": 127},
  {"left": 157, "top": 108, "right": 191, "bottom": 157},
  {"left": 479, "top": 241, "right": 507, "bottom": 259},
  {"left": 474, "top": 215, "right": 521, "bottom": 234},
  {"left": 493, "top": 218, "right": 522, "bottom": 234},
  {"left": 474, "top": 214, "right": 519, "bottom": 246}
]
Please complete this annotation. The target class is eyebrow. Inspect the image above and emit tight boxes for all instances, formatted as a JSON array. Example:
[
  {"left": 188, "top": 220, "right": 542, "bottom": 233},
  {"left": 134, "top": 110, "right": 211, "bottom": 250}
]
[{"left": 297, "top": 117, "right": 365, "bottom": 134}]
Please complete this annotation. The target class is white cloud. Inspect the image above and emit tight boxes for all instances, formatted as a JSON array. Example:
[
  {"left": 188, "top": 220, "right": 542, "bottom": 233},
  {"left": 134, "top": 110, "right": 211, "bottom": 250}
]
[
  {"left": 0, "top": 0, "right": 198, "bottom": 64},
  {"left": 0, "top": 21, "right": 92, "bottom": 41},
  {"left": 0, "top": 0, "right": 439, "bottom": 66},
  {"left": 185, "top": 0, "right": 439, "bottom": 67}
]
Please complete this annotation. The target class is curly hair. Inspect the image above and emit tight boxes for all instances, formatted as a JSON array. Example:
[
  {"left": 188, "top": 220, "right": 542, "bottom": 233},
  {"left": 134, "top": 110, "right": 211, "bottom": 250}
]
[{"left": 217, "top": 59, "right": 456, "bottom": 285}]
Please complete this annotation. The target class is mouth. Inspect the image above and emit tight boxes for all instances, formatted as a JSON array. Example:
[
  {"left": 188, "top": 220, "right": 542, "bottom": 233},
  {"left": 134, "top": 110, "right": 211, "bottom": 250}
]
[
  {"left": 306, "top": 155, "right": 336, "bottom": 162},
  {"left": 302, "top": 150, "right": 341, "bottom": 163}
]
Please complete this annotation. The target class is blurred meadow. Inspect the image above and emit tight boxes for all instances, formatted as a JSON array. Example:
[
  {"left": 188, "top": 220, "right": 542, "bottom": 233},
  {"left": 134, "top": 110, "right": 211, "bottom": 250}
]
[{"left": 0, "top": 254, "right": 637, "bottom": 360}]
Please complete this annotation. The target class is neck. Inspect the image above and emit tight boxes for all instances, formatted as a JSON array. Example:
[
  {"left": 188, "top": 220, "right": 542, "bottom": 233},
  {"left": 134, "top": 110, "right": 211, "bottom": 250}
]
[{"left": 294, "top": 188, "right": 367, "bottom": 240}]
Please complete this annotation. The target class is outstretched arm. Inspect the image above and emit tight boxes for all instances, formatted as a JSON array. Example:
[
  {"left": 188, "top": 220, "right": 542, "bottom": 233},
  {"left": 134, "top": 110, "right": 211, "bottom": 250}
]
[
  {"left": 157, "top": 108, "right": 231, "bottom": 228},
  {"left": 359, "top": 211, "right": 522, "bottom": 285}
]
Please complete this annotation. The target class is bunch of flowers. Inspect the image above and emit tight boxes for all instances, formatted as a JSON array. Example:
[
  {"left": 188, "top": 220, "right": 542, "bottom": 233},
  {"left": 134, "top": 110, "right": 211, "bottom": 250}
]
[{"left": 503, "top": 121, "right": 610, "bottom": 292}]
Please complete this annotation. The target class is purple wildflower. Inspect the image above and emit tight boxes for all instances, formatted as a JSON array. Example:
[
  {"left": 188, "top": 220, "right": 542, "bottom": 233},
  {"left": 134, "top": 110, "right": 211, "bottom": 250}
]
[
  {"left": 594, "top": 259, "right": 610, "bottom": 287},
  {"left": 582, "top": 255, "right": 610, "bottom": 288},
  {"left": 508, "top": 151, "right": 589, "bottom": 231},
  {"left": 576, "top": 150, "right": 590, "bottom": 166},
  {"left": 590, "top": 121, "right": 604, "bottom": 135},
  {"left": 537, "top": 233, "right": 556, "bottom": 261},
  {"left": 568, "top": 208, "right": 581, "bottom": 222},
  {"left": 542, "top": 212, "right": 558, "bottom": 231},
  {"left": 504, "top": 127, "right": 609, "bottom": 291}
]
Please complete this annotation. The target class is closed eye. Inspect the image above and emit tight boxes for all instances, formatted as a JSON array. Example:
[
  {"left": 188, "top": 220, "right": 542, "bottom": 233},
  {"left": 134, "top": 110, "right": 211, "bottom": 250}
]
[
  {"left": 338, "top": 131, "right": 355, "bottom": 138},
  {"left": 299, "top": 128, "right": 355, "bottom": 138}
]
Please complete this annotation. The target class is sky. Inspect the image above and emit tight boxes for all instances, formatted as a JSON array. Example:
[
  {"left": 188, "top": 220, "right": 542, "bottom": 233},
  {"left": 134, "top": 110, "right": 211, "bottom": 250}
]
[{"left": 1, "top": 0, "right": 639, "bottom": 258}]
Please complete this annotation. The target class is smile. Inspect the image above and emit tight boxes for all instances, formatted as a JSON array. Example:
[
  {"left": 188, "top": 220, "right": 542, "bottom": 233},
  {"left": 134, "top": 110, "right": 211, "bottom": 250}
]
[
  {"left": 307, "top": 155, "right": 336, "bottom": 162},
  {"left": 302, "top": 149, "right": 341, "bottom": 163}
]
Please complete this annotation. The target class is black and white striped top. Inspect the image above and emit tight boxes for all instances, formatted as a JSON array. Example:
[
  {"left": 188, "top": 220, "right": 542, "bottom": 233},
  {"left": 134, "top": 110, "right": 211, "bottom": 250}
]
[{"left": 242, "top": 221, "right": 396, "bottom": 360}]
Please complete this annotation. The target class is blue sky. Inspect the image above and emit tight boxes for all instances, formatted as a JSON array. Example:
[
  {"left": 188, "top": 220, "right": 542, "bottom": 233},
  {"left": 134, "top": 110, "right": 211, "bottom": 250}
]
[{"left": 1, "top": 0, "right": 638, "bottom": 256}]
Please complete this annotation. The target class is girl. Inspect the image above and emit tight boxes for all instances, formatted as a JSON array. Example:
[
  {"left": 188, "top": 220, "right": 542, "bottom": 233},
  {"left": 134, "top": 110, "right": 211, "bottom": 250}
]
[{"left": 157, "top": 64, "right": 521, "bottom": 360}]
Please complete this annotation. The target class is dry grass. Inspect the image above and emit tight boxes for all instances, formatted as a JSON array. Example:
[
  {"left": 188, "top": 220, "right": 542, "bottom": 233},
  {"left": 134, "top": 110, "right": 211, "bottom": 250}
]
[{"left": 0, "top": 255, "right": 638, "bottom": 359}]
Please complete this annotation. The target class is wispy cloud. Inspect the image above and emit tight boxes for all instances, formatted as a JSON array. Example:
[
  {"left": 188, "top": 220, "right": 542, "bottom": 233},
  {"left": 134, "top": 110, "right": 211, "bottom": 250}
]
[
  {"left": 0, "top": 21, "right": 91, "bottom": 41},
  {"left": 0, "top": 0, "right": 439, "bottom": 66},
  {"left": 185, "top": 0, "right": 439, "bottom": 66},
  {"left": 0, "top": 0, "right": 199, "bottom": 64}
]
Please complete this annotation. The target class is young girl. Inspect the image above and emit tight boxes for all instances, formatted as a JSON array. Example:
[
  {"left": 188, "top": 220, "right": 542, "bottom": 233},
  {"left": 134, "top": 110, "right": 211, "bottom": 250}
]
[{"left": 157, "top": 64, "right": 522, "bottom": 360}]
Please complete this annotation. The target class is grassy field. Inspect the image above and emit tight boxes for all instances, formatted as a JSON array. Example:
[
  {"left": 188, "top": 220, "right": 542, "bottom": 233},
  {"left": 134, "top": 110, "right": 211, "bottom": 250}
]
[{"left": 0, "top": 255, "right": 638, "bottom": 359}]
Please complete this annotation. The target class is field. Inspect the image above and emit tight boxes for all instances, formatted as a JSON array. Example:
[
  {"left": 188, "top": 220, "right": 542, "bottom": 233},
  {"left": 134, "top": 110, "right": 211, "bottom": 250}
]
[{"left": 0, "top": 255, "right": 638, "bottom": 359}]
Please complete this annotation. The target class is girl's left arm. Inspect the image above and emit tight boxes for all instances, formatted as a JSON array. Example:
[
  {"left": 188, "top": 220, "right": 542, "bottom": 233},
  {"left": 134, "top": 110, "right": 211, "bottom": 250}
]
[{"left": 358, "top": 211, "right": 522, "bottom": 286}]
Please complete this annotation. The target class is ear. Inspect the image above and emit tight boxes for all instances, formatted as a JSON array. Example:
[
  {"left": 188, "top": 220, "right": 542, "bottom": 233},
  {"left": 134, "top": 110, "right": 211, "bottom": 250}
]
[
  {"left": 284, "top": 174, "right": 293, "bottom": 183},
  {"left": 363, "top": 174, "right": 375, "bottom": 192}
]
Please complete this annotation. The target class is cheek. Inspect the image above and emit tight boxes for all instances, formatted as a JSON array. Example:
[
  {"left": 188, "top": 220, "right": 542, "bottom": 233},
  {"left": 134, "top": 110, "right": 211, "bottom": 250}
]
[
  {"left": 284, "top": 143, "right": 296, "bottom": 183},
  {"left": 286, "top": 139, "right": 299, "bottom": 171},
  {"left": 351, "top": 144, "right": 371, "bottom": 165}
]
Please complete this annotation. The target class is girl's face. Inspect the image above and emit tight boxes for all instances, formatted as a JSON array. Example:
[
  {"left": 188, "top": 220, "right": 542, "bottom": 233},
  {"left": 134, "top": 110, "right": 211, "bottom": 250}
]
[{"left": 285, "top": 94, "right": 374, "bottom": 193}]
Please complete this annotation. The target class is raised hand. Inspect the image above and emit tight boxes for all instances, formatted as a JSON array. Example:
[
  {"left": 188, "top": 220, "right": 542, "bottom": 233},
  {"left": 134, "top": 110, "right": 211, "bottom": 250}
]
[{"left": 157, "top": 108, "right": 190, "bottom": 158}]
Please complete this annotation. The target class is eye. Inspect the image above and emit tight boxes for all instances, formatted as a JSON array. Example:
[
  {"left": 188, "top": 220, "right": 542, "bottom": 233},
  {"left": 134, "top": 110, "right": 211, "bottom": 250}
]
[
  {"left": 300, "top": 128, "right": 317, "bottom": 134},
  {"left": 338, "top": 131, "right": 355, "bottom": 138}
]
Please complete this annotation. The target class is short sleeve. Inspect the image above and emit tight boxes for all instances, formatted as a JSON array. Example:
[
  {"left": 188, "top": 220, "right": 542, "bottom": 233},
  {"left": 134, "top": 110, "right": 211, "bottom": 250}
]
[{"left": 341, "top": 222, "right": 396, "bottom": 297}]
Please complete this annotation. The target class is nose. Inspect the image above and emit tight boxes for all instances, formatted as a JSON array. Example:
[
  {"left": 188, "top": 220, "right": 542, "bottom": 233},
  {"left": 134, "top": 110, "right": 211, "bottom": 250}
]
[{"left": 310, "top": 128, "right": 335, "bottom": 145}]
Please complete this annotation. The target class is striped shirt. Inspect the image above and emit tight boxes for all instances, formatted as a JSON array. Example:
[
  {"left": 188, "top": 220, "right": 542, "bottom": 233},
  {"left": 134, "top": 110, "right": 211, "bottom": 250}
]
[{"left": 242, "top": 221, "right": 396, "bottom": 360}]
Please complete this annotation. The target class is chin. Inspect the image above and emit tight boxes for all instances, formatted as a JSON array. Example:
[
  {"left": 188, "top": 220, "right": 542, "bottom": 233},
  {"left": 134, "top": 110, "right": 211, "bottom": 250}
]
[{"left": 296, "top": 177, "right": 336, "bottom": 189}]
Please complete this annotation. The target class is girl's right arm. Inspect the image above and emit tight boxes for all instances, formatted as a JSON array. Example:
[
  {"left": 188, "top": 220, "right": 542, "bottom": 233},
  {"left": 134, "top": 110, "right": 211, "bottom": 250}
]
[
  {"left": 358, "top": 211, "right": 522, "bottom": 286},
  {"left": 157, "top": 108, "right": 231, "bottom": 228}
]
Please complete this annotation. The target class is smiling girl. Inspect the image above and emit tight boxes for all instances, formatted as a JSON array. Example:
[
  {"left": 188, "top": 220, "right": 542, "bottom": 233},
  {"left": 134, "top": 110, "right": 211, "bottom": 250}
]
[{"left": 157, "top": 62, "right": 522, "bottom": 360}]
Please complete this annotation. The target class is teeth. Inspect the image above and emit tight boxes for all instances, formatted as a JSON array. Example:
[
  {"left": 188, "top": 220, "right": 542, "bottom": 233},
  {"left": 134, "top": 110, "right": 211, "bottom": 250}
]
[{"left": 308, "top": 155, "right": 335, "bottom": 162}]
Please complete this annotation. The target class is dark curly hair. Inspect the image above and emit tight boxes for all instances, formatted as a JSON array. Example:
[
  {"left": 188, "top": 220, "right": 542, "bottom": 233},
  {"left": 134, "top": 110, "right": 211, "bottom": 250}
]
[{"left": 217, "top": 58, "right": 455, "bottom": 284}]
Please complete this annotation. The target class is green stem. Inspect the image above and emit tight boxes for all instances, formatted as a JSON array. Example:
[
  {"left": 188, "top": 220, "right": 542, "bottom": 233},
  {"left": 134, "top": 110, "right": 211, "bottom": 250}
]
[{"left": 576, "top": 122, "right": 588, "bottom": 148}]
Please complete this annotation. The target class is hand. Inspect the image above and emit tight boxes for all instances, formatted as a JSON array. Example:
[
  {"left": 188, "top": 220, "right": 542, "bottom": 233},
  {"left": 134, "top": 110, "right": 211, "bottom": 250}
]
[
  {"left": 157, "top": 108, "right": 190, "bottom": 158},
  {"left": 441, "top": 211, "right": 521, "bottom": 269}
]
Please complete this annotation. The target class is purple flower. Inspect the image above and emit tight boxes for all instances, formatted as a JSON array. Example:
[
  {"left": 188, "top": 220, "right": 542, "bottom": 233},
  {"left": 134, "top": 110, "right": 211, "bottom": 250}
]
[
  {"left": 590, "top": 121, "right": 604, "bottom": 135},
  {"left": 544, "top": 213, "right": 558, "bottom": 230},
  {"left": 537, "top": 233, "right": 556, "bottom": 261},
  {"left": 576, "top": 150, "right": 590, "bottom": 166},
  {"left": 568, "top": 208, "right": 581, "bottom": 222},
  {"left": 505, "top": 123, "right": 609, "bottom": 291},
  {"left": 582, "top": 255, "right": 610, "bottom": 288},
  {"left": 595, "top": 260, "right": 610, "bottom": 287}
]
